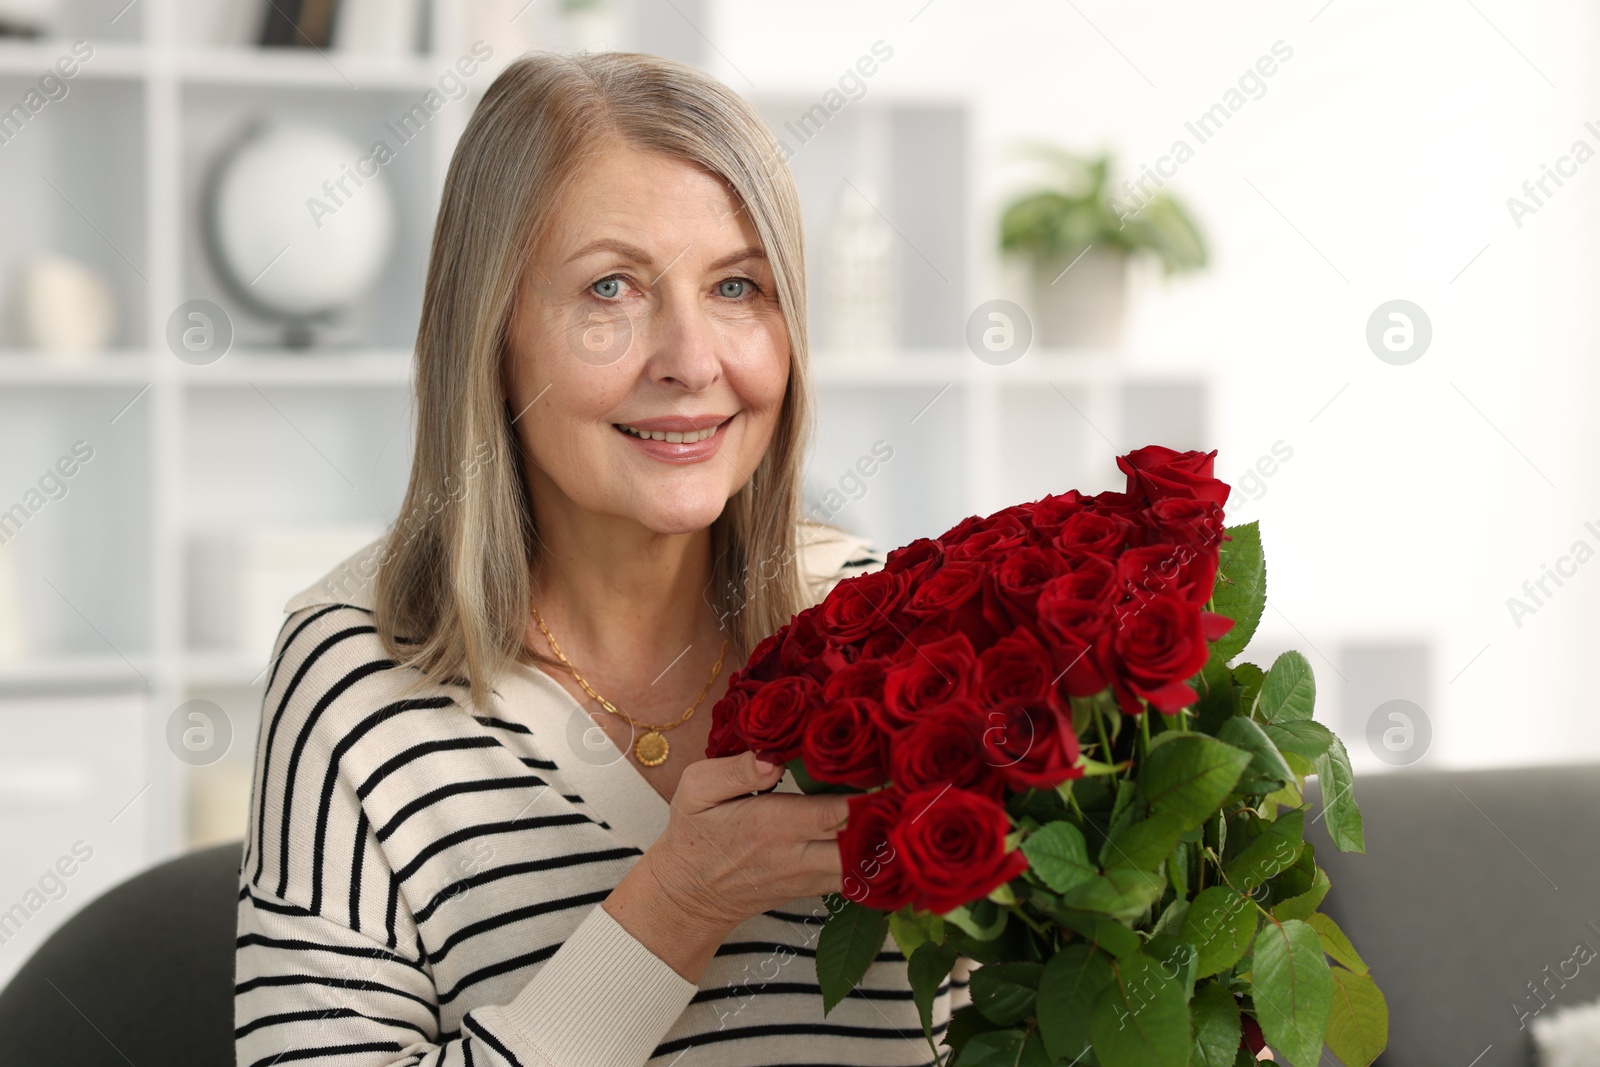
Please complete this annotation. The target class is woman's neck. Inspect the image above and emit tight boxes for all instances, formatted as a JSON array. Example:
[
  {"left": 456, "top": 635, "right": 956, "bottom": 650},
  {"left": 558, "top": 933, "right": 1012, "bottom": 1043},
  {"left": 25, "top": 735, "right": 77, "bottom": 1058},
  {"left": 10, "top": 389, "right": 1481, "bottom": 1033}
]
[{"left": 526, "top": 510, "right": 727, "bottom": 680}]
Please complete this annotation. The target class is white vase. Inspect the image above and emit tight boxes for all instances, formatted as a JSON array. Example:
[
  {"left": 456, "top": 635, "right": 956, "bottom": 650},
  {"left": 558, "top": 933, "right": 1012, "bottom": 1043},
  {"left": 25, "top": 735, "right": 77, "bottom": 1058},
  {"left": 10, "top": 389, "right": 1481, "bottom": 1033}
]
[
  {"left": 15, "top": 254, "right": 116, "bottom": 359},
  {"left": 1030, "top": 246, "right": 1129, "bottom": 352}
]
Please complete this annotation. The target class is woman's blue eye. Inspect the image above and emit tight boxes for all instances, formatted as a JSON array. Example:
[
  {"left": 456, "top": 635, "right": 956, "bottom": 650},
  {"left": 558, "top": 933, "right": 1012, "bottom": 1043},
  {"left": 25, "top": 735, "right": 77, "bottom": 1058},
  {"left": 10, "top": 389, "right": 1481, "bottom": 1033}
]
[
  {"left": 592, "top": 276, "right": 623, "bottom": 299},
  {"left": 720, "top": 278, "right": 754, "bottom": 299}
]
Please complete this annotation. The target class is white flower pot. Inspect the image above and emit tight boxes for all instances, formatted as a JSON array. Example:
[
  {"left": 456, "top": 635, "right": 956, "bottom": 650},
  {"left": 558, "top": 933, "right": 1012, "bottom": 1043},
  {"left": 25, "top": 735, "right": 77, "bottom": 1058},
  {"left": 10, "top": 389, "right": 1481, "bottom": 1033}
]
[{"left": 1030, "top": 245, "right": 1129, "bottom": 352}]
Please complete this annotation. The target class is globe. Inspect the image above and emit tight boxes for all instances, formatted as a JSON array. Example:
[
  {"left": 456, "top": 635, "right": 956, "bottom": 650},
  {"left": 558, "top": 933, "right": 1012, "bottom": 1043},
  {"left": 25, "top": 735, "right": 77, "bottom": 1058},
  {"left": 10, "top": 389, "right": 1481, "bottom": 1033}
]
[{"left": 204, "top": 120, "right": 396, "bottom": 336}]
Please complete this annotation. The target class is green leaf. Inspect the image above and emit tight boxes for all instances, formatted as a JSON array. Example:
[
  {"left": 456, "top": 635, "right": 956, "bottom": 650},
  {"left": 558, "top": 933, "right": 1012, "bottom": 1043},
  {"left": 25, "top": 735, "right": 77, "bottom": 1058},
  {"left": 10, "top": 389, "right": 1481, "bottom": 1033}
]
[
  {"left": 907, "top": 940, "right": 958, "bottom": 1041},
  {"left": 1059, "top": 866, "right": 1168, "bottom": 922},
  {"left": 1314, "top": 733, "right": 1366, "bottom": 853},
  {"left": 970, "top": 961, "right": 1046, "bottom": 1027},
  {"left": 1039, "top": 944, "right": 1114, "bottom": 1063},
  {"left": 1256, "top": 651, "right": 1315, "bottom": 724},
  {"left": 1307, "top": 912, "right": 1368, "bottom": 975},
  {"left": 1089, "top": 952, "right": 1192, "bottom": 1067},
  {"left": 1049, "top": 908, "right": 1144, "bottom": 959},
  {"left": 1190, "top": 980, "right": 1243, "bottom": 1067},
  {"left": 1250, "top": 919, "right": 1333, "bottom": 1067},
  {"left": 1103, "top": 812, "right": 1189, "bottom": 872},
  {"left": 1180, "top": 886, "right": 1259, "bottom": 978},
  {"left": 889, "top": 908, "right": 945, "bottom": 961},
  {"left": 815, "top": 899, "right": 890, "bottom": 1015},
  {"left": 1168, "top": 840, "right": 1190, "bottom": 897},
  {"left": 1233, "top": 663, "right": 1265, "bottom": 716},
  {"left": 1022, "top": 821, "right": 1098, "bottom": 894},
  {"left": 786, "top": 756, "right": 856, "bottom": 794},
  {"left": 1217, "top": 716, "right": 1295, "bottom": 795},
  {"left": 942, "top": 1003, "right": 1006, "bottom": 1060},
  {"left": 1326, "top": 965, "right": 1389, "bottom": 1067},
  {"left": 1223, "top": 808, "right": 1305, "bottom": 894},
  {"left": 1210, "top": 521, "right": 1265, "bottom": 663},
  {"left": 959, "top": 1027, "right": 1056, "bottom": 1067},
  {"left": 943, "top": 898, "right": 1009, "bottom": 941},
  {"left": 1141, "top": 735, "right": 1252, "bottom": 831},
  {"left": 1151, "top": 896, "right": 1190, "bottom": 939},
  {"left": 1270, "top": 866, "right": 1331, "bottom": 923},
  {"left": 1262, "top": 719, "right": 1334, "bottom": 761},
  {"left": 1145, "top": 933, "right": 1199, "bottom": 1000}
]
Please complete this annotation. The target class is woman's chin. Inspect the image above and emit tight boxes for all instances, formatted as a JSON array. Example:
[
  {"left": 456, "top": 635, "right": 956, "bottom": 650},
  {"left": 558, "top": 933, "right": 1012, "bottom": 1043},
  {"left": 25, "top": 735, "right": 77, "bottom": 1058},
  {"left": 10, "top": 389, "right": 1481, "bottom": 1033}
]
[{"left": 625, "top": 493, "right": 731, "bottom": 536}]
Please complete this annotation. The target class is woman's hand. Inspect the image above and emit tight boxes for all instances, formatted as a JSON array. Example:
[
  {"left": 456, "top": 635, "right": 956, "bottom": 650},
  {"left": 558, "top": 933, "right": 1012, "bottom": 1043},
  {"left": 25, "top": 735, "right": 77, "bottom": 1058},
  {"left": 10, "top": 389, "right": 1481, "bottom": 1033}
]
[{"left": 643, "top": 749, "right": 852, "bottom": 935}]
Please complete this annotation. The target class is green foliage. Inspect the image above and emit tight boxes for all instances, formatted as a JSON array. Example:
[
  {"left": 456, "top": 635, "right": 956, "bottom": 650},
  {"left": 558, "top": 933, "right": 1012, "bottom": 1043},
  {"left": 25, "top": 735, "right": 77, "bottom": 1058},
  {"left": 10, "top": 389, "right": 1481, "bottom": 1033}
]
[
  {"left": 997, "top": 143, "right": 1209, "bottom": 275},
  {"left": 1209, "top": 522, "right": 1265, "bottom": 662},
  {"left": 1326, "top": 966, "right": 1389, "bottom": 1067},
  {"left": 817, "top": 523, "right": 1385, "bottom": 1066},
  {"left": 814, "top": 898, "right": 889, "bottom": 1015},
  {"left": 1251, "top": 919, "right": 1333, "bottom": 1067}
]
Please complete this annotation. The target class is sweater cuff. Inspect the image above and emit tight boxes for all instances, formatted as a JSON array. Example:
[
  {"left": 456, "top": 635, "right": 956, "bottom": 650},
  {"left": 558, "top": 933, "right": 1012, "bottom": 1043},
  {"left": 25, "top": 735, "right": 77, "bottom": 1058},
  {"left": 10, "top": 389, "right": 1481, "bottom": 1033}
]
[{"left": 480, "top": 901, "right": 699, "bottom": 1067}]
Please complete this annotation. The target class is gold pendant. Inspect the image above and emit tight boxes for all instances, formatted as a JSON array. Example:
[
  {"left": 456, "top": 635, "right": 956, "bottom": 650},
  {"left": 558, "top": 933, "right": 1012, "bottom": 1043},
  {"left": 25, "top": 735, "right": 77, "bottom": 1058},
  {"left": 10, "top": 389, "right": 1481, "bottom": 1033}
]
[{"left": 634, "top": 731, "right": 669, "bottom": 767}]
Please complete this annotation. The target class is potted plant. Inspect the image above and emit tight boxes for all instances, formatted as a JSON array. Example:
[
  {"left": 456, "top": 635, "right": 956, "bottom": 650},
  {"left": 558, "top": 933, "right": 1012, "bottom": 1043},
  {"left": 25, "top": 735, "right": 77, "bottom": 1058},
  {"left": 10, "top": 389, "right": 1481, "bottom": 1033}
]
[{"left": 999, "top": 144, "right": 1208, "bottom": 351}]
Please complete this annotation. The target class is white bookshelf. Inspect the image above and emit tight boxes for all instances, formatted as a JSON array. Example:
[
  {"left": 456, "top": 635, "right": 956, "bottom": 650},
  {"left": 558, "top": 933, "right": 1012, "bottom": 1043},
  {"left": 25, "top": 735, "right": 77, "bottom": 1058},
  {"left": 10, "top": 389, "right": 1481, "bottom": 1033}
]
[{"left": 0, "top": 0, "right": 1209, "bottom": 980}]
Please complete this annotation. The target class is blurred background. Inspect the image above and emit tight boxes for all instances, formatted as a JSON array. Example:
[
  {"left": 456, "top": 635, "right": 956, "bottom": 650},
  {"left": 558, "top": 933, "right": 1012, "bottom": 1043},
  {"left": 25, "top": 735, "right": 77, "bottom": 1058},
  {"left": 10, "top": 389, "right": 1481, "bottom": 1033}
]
[{"left": 0, "top": 0, "right": 1595, "bottom": 991}]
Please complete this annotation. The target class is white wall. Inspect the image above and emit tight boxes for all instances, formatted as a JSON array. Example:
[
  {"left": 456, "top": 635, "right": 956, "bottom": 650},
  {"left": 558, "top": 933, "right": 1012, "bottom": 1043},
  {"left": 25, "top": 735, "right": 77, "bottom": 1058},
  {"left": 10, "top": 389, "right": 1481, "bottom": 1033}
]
[{"left": 713, "top": 0, "right": 1600, "bottom": 769}]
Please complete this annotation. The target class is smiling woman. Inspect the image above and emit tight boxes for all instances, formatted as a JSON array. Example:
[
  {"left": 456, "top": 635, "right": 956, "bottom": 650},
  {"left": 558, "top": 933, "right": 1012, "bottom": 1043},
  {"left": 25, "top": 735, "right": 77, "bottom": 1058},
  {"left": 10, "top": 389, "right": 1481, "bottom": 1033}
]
[{"left": 234, "top": 49, "right": 972, "bottom": 1067}]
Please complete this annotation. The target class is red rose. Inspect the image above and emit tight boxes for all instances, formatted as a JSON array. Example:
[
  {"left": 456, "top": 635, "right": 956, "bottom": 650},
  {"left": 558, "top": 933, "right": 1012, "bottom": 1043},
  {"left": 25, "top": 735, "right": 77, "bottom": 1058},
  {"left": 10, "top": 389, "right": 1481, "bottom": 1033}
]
[
  {"left": 706, "top": 675, "right": 765, "bottom": 758},
  {"left": 742, "top": 630, "right": 786, "bottom": 683},
  {"left": 736, "top": 674, "right": 823, "bottom": 762},
  {"left": 823, "top": 656, "right": 892, "bottom": 702},
  {"left": 860, "top": 628, "right": 906, "bottom": 660},
  {"left": 802, "top": 697, "right": 890, "bottom": 788},
  {"left": 1143, "top": 497, "right": 1226, "bottom": 555},
  {"left": 779, "top": 606, "right": 846, "bottom": 682},
  {"left": 937, "top": 513, "right": 988, "bottom": 547},
  {"left": 888, "top": 786, "right": 1030, "bottom": 916},
  {"left": 1116, "top": 542, "right": 1217, "bottom": 609},
  {"left": 820, "top": 569, "right": 906, "bottom": 645},
  {"left": 1085, "top": 490, "right": 1146, "bottom": 519},
  {"left": 1109, "top": 592, "right": 1210, "bottom": 715},
  {"left": 881, "top": 632, "right": 978, "bottom": 728},
  {"left": 883, "top": 537, "right": 944, "bottom": 584},
  {"left": 1117, "top": 446, "right": 1230, "bottom": 507},
  {"left": 1240, "top": 1013, "right": 1266, "bottom": 1055},
  {"left": 901, "top": 561, "right": 998, "bottom": 648},
  {"left": 1035, "top": 572, "right": 1116, "bottom": 697},
  {"left": 838, "top": 787, "right": 917, "bottom": 911},
  {"left": 976, "top": 625, "right": 1054, "bottom": 708},
  {"left": 989, "top": 546, "right": 1071, "bottom": 626},
  {"left": 1027, "top": 491, "right": 1089, "bottom": 543},
  {"left": 889, "top": 699, "right": 1004, "bottom": 801},
  {"left": 945, "top": 524, "right": 1028, "bottom": 564},
  {"left": 1054, "top": 511, "right": 1133, "bottom": 557},
  {"left": 903, "top": 560, "right": 986, "bottom": 619},
  {"left": 980, "top": 699, "right": 1083, "bottom": 790}
]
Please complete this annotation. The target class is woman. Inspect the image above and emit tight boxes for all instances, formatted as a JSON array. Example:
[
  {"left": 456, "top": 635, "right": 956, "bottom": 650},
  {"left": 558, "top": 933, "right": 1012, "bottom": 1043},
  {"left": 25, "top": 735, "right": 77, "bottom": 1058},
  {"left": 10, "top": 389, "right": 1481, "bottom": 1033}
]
[{"left": 235, "top": 50, "right": 972, "bottom": 1067}]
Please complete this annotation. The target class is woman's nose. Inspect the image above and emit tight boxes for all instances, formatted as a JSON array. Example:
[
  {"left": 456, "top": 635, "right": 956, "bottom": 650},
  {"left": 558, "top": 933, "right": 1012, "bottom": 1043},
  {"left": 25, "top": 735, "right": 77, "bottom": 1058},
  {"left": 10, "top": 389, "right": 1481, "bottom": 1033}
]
[{"left": 645, "top": 286, "right": 722, "bottom": 392}]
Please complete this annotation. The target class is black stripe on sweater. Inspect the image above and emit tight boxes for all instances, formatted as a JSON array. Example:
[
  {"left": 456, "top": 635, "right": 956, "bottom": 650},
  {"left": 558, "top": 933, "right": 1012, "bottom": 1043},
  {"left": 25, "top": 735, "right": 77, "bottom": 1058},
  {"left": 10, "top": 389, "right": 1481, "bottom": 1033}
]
[
  {"left": 276, "top": 652, "right": 395, "bottom": 898},
  {"left": 313, "top": 694, "right": 461, "bottom": 913},
  {"left": 413, "top": 846, "right": 641, "bottom": 925}
]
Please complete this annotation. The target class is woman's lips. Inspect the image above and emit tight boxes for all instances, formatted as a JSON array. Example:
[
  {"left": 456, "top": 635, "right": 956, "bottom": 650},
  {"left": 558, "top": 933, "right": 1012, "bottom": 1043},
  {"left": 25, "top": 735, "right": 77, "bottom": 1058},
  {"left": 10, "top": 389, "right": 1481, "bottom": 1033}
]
[{"left": 613, "top": 414, "right": 734, "bottom": 463}]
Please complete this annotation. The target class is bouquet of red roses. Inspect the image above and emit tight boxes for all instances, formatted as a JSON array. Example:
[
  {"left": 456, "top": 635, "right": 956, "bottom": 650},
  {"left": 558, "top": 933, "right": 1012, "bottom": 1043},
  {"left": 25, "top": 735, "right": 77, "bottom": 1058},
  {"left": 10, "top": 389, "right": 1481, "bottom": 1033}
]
[{"left": 707, "top": 446, "right": 1387, "bottom": 1067}]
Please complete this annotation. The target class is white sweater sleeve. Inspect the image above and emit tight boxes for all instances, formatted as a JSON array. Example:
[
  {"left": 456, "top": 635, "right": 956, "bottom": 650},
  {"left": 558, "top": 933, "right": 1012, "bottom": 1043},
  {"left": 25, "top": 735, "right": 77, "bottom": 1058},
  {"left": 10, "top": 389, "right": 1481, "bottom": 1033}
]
[
  {"left": 236, "top": 852, "right": 698, "bottom": 1067},
  {"left": 236, "top": 605, "right": 700, "bottom": 1067}
]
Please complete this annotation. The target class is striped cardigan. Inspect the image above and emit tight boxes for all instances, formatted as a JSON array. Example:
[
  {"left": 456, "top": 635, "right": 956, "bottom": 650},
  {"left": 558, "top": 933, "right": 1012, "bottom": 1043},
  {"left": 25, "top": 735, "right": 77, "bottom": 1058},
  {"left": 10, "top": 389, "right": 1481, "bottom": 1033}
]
[{"left": 235, "top": 522, "right": 973, "bottom": 1067}]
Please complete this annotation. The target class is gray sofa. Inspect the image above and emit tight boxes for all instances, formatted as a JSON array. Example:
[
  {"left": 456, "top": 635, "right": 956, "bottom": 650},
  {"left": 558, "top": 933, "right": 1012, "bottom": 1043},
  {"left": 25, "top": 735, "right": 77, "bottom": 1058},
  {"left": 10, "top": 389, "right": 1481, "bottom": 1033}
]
[{"left": 1306, "top": 762, "right": 1600, "bottom": 1067}]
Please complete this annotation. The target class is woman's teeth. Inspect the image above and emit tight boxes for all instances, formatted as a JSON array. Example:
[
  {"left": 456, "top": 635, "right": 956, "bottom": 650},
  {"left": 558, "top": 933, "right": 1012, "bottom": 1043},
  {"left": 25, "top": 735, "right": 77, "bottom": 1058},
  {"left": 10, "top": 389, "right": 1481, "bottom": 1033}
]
[{"left": 615, "top": 422, "right": 721, "bottom": 443}]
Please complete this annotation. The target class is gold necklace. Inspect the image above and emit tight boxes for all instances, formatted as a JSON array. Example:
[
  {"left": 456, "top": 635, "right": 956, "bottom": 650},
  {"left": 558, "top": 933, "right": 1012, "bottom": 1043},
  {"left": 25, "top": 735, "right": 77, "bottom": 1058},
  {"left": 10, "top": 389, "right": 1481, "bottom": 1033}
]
[{"left": 530, "top": 602, "right": 730, "bottom": 768}]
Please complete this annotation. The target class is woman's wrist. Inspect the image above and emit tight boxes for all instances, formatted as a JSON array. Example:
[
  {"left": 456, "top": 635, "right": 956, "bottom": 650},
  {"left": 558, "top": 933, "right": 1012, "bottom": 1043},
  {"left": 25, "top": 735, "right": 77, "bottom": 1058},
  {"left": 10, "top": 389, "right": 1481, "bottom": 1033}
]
[{"left": 603, "top": 850, "right": 732, "bottom": 985}]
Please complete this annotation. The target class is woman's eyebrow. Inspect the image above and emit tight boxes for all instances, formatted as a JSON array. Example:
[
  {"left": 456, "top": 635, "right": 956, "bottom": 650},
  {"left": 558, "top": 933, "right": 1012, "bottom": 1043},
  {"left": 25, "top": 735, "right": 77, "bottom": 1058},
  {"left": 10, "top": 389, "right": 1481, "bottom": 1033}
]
[{"left": 564, "top": 238, "right": 767, "bottom": 273}]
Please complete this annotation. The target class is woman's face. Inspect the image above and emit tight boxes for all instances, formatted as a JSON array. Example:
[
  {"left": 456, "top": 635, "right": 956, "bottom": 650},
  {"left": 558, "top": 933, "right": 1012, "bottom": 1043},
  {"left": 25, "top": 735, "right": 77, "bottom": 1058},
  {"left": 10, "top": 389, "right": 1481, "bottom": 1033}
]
[{"left": 503, "top": 142, "right": 790, "bottom": 538}]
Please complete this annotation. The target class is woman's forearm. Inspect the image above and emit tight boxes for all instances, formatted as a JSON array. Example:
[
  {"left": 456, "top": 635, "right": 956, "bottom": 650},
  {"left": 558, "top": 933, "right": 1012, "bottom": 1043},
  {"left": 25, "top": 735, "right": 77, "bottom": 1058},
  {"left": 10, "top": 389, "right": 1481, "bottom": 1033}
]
[{"left": 602, "top": 851, "right": 732, "bottom": 985}]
